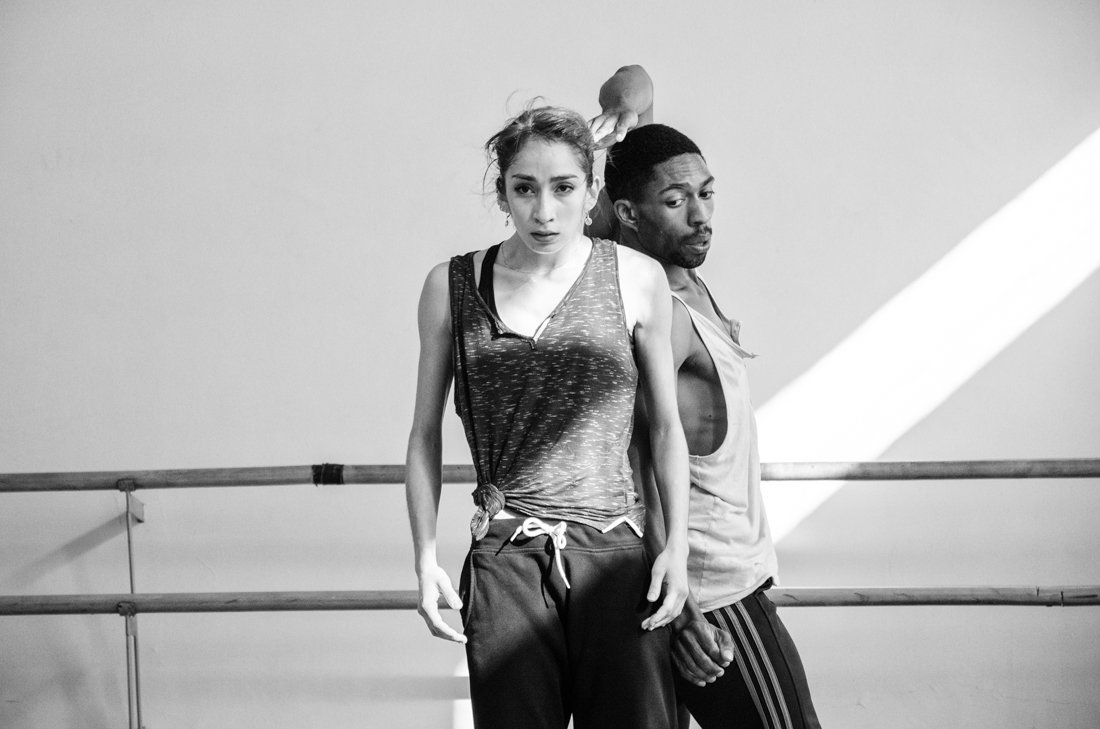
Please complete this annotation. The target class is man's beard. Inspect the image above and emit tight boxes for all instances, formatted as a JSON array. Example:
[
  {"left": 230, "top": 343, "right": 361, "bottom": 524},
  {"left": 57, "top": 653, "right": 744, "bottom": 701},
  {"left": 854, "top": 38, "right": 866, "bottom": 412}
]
[
  {"left": 667, "top": 231, "right": 710, "bottom": 269},
  {"left": 670, "top": 249, "right": 706, "bottom": 268}
]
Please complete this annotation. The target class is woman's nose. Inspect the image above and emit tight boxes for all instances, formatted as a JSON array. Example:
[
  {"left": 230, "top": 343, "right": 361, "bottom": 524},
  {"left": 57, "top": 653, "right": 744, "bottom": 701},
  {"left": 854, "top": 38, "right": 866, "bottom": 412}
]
[{"left": 533, "top": 192, "right": 555, "bottom": 223}]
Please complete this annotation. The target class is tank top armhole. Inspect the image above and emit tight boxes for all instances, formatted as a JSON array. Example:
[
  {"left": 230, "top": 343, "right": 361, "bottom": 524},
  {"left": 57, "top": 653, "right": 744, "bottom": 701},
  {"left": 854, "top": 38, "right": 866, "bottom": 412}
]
[
  {"left": 447, "top": 256, "right": 466, "bottom": 336},
  {"left": 669, "top": 292, "right": 706, "bottom": 352},
  {"left": 477, "top": 244, "right": 501, "bottom": 318},
  {"left": 608, "top": 240, "right": 634, "bottom": 345}
]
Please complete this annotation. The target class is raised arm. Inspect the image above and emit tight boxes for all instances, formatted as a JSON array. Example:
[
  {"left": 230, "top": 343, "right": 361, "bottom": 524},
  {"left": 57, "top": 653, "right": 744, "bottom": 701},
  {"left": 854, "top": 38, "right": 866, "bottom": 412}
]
[
  {"left": 405, "top": 261, "right": 466, "bottom": 643},
  {"left": 586, "top": 65, "right": 655, "bottom": 241}
]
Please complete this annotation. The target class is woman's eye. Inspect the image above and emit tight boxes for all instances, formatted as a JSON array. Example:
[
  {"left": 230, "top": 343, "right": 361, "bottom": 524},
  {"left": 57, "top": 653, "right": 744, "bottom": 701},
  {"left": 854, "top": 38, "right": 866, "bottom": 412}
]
[
  {"left": 514, "top": 185, "right": 532, "bottom": 195},
  {"left": 557, "top": 184, "right": 575, "bottom": 194}
]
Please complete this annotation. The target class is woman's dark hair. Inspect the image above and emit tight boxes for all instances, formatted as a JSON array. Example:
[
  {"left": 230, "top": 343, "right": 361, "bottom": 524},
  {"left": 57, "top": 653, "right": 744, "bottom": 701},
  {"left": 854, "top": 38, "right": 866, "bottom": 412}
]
[{"left": 485, "top": 104, "right": 596, "bottom": 199}]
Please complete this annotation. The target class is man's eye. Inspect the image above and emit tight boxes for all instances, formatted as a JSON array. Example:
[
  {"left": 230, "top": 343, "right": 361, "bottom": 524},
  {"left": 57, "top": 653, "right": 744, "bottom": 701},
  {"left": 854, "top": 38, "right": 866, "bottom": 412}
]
[
  {"left": 665, "top": 198, "right": 685, "bottom": 208},
  {"left": 701, "top": 189, "right": 715, "bottom": 199}
]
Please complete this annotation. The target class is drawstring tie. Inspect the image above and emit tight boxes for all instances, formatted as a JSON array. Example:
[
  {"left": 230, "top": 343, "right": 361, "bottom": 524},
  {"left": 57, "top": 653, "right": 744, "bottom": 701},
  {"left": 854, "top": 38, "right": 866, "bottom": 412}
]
[{"left": 510, "top": 517, "right": 571, "bottom": 589}]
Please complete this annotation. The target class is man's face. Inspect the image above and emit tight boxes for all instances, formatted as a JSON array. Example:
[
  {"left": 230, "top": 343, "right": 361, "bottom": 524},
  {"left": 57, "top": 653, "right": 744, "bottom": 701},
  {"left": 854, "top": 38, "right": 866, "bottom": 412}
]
[{"left": 629, "top": 154, "right": 715, "bottom": 269}]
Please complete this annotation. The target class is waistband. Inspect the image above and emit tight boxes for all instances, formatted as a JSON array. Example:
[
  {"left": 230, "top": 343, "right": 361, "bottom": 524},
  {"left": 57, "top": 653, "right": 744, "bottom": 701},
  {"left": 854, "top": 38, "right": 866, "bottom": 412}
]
[{"left": 469, "top": 517, "right": 644, "bottom": 554}]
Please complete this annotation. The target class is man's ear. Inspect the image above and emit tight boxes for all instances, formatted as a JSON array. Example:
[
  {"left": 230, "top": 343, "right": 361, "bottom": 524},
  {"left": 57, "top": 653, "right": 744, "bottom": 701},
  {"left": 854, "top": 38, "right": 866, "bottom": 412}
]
[{"left": 613, "top": 199, "right": 639, "bottom": 232}]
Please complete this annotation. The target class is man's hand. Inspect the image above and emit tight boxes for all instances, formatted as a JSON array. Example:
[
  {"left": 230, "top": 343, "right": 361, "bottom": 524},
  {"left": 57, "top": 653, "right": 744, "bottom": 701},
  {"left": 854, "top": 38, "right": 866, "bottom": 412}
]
[
  {"left": 589, "top": 108, "right": 640, "bottom": 149},
  {"left": 641, "top": 546, "right": 689, "bottom": 630},
  {"left": 416, "top": 563, "right": 466, "bottom": 643},
  {"left": 589, "top": 64, "right": 653, "bottom": 149},
  {"left": 672, "top": 615, "right": 735, "bottom": 687}
]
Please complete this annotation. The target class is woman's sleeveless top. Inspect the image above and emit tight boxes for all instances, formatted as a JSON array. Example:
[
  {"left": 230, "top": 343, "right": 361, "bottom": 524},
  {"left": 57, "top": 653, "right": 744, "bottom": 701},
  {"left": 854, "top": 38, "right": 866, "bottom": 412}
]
[{"left": 449, "top": 238, "right": 645, "bottom": 540}]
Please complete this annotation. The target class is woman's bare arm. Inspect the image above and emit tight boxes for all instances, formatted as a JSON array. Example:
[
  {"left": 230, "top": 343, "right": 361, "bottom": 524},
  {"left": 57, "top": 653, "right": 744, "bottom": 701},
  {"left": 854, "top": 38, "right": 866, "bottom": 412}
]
[
  {"left": 405, "top": 261, "right": 466, "bottom": 643},
  {"left": 619, "top": 247, "right": 690, "bottom": 630}
]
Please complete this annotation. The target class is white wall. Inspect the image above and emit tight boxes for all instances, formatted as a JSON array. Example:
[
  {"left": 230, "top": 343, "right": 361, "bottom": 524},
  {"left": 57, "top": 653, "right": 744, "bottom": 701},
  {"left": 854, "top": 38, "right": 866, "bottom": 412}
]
[{"left": 1, "top": 1, "right": 1098, "bottom": 727}]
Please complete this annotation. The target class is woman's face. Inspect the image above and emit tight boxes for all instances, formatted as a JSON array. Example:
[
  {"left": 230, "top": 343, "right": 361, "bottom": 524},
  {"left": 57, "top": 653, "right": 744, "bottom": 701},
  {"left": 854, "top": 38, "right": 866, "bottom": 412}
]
[{"left": 501, "top": 139, "right": 596, "bottom": 254}]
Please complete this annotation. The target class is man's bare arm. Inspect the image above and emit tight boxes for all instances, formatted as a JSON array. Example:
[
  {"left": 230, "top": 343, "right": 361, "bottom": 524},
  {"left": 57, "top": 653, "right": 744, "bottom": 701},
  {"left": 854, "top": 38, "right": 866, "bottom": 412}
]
[{"left": 586, "top": 65, "right": 655, "bottom": 240}]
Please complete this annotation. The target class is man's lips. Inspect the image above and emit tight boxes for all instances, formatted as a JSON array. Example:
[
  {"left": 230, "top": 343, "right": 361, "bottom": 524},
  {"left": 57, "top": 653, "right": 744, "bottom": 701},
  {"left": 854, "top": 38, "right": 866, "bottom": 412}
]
[{"left": 684, "top": 232, "right": 712, "bottom": 249}]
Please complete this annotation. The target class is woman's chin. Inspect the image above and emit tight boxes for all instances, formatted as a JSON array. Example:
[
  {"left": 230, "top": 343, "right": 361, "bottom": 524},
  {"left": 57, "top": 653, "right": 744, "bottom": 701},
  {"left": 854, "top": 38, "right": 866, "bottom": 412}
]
[{"left": 518, "top": 232, "right": 574, "bottom": 256}]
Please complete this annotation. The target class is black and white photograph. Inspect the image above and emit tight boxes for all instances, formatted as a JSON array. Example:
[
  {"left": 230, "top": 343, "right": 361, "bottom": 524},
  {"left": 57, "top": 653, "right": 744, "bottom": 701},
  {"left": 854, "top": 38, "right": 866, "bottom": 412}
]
[{"left": 1, "top": 2, "right": 1098, "bottom": 727}]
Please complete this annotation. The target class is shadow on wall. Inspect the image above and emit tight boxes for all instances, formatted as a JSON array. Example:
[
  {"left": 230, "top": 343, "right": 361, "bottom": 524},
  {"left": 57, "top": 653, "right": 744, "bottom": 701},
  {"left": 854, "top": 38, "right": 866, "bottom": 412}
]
[
  {"left": 1, "top": 663, "right": 116, "bottom": 729},
  {"left": 7, "top": 515, "right": 127, "bottom": 591},
  {"left": 153, "top": 673, "right": 471, "bottom": 700}
]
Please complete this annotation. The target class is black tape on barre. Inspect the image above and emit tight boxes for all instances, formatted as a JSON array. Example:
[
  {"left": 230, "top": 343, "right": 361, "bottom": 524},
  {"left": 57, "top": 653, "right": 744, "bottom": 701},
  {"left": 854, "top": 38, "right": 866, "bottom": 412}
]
[{"left": 312, "top": 463, "right": 345, "bottom": 486}]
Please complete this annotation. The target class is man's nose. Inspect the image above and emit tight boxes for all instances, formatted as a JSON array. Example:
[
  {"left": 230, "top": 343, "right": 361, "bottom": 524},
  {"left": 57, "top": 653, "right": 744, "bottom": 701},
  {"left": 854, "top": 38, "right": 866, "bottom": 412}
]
[{"left": 688, "top": 195, "right": 713, "bottom": 226}]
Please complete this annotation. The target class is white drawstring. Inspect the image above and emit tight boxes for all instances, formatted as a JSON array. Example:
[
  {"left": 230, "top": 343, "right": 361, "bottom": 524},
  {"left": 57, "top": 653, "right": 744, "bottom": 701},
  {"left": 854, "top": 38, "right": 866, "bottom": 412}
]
[{"left": 510, "top": 517, "right": 571, "bottom": 589}]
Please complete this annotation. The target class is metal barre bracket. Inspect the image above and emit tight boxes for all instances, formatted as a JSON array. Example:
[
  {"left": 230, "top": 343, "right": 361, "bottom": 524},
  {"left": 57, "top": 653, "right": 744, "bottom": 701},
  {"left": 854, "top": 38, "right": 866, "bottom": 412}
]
[{"left": 117, "top": 479, "right": 145, "bottom": 523}]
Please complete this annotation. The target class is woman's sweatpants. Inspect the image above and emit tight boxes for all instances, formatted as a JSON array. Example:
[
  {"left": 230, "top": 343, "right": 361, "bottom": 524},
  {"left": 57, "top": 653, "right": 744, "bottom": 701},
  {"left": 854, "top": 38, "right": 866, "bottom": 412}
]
[
  {"left": 674, "top": 582, "right": 821, "bottom": 729},
  {"left": 460, "top": 517, "right": 678, "bottom": 729}
]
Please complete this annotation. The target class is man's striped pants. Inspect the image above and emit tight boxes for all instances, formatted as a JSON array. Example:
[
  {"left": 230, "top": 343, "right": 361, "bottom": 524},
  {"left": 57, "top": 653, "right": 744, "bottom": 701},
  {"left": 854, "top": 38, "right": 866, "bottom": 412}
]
[{"left": 675, "top": 582, "right": 822, "bottom": 729}]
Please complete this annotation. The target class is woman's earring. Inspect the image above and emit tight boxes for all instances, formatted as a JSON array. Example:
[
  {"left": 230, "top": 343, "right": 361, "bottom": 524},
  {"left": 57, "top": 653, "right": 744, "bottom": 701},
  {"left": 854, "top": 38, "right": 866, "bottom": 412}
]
[
  {"left": 585, "top": 213, "right": 593, "bottom": 226},
  {"left": 504, "top": 213, "right": 511, "bottom": 228}
]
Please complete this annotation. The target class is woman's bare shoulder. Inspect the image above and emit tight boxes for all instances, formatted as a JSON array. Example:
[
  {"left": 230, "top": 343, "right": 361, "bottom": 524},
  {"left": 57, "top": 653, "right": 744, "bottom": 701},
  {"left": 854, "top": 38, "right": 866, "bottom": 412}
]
[
  {"left": 422, "top": 260, "right": 452, "bottom": 292},
  {"left": 614, "top": 243, "right": 667, "bottom": 291}
]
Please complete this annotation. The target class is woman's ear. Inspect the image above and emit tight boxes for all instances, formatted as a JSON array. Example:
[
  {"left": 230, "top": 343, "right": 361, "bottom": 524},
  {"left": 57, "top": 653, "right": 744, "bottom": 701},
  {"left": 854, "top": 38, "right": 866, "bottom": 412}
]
[
  {"left": 613, "top": 199, "right": 639, "bottom": 232},
  {"left": 584, "top": 175, "right": 603, "bottom": 213}
]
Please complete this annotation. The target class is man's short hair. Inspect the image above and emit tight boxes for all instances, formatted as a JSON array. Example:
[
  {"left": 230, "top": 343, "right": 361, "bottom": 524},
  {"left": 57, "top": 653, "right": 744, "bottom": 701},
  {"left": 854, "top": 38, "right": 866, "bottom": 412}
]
[{"left": 604, "top": 124, "right": 703, "bottom": 202}]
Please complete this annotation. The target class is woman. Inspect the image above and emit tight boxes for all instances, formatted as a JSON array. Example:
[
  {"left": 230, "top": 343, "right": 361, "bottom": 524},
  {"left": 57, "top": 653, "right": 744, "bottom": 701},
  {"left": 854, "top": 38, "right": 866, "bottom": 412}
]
[{"left": 405, "top": 105, "right": 690, "bottom": 729}]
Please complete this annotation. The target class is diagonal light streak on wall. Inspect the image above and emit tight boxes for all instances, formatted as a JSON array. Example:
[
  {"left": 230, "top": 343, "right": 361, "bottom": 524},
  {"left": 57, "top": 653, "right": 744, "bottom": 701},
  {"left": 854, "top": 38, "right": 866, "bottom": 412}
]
[{"left": 757, "top": 128, "right": 1100, "bottom": 542}]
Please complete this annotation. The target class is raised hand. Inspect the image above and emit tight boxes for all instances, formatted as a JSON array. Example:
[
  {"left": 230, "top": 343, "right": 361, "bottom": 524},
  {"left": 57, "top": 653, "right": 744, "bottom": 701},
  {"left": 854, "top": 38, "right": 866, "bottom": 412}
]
[{"left": 589, "top": 108, "right": 640, "bottom": 149}]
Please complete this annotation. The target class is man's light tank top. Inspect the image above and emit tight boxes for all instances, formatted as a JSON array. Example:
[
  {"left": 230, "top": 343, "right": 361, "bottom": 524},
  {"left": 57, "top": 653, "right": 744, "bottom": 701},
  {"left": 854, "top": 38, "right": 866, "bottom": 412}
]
[
  {"left": 449, "top": 239, "right": 646, "bottom": 540},
  {"left": 672, "top": 290, "right": 778, "bottom": 611}
]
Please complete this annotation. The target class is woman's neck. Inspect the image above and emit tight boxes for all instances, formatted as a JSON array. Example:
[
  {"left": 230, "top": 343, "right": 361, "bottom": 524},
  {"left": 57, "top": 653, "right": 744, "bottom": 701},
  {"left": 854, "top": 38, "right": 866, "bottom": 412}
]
[{"left": 499, "top": 233, "right": 589, "bottom": 274}]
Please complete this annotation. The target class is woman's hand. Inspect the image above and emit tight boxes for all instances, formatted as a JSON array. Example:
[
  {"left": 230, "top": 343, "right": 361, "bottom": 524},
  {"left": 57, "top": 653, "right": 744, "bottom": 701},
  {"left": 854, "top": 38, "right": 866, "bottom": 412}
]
[
  {"left": 407, "top": 264, "right": 463, "bottom": 643},
  {"left": 641, "top": 544, "right": 689, "bottom": 630},
  {"left": 416, "top": 563, "right": 466, "bottom": 643}
]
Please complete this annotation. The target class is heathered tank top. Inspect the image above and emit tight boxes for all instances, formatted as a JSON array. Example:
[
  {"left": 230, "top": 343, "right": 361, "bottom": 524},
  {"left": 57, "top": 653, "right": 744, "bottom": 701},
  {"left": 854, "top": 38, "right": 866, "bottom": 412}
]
[
  {"left": 449, "top": 238, "right": 646, "bottom": 540},
  {"left": 672, "top": 289, "right": 778, "bottom": 612}
]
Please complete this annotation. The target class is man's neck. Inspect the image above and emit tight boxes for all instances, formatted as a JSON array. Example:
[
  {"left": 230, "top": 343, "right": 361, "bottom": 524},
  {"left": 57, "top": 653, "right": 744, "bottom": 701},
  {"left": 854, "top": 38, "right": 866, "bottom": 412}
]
[
  {"left": 662, "top": 262, "right": 701, "bottom": 294},
  {"left": 618, "top": 229, "right": 704, "bottom": 294}
]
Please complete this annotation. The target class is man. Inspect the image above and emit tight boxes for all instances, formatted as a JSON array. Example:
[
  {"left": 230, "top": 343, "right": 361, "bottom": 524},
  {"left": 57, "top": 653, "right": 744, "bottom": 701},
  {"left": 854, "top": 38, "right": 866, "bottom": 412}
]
[{"left": 589, "top": 66, "right": 822, "bottom": 729}]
